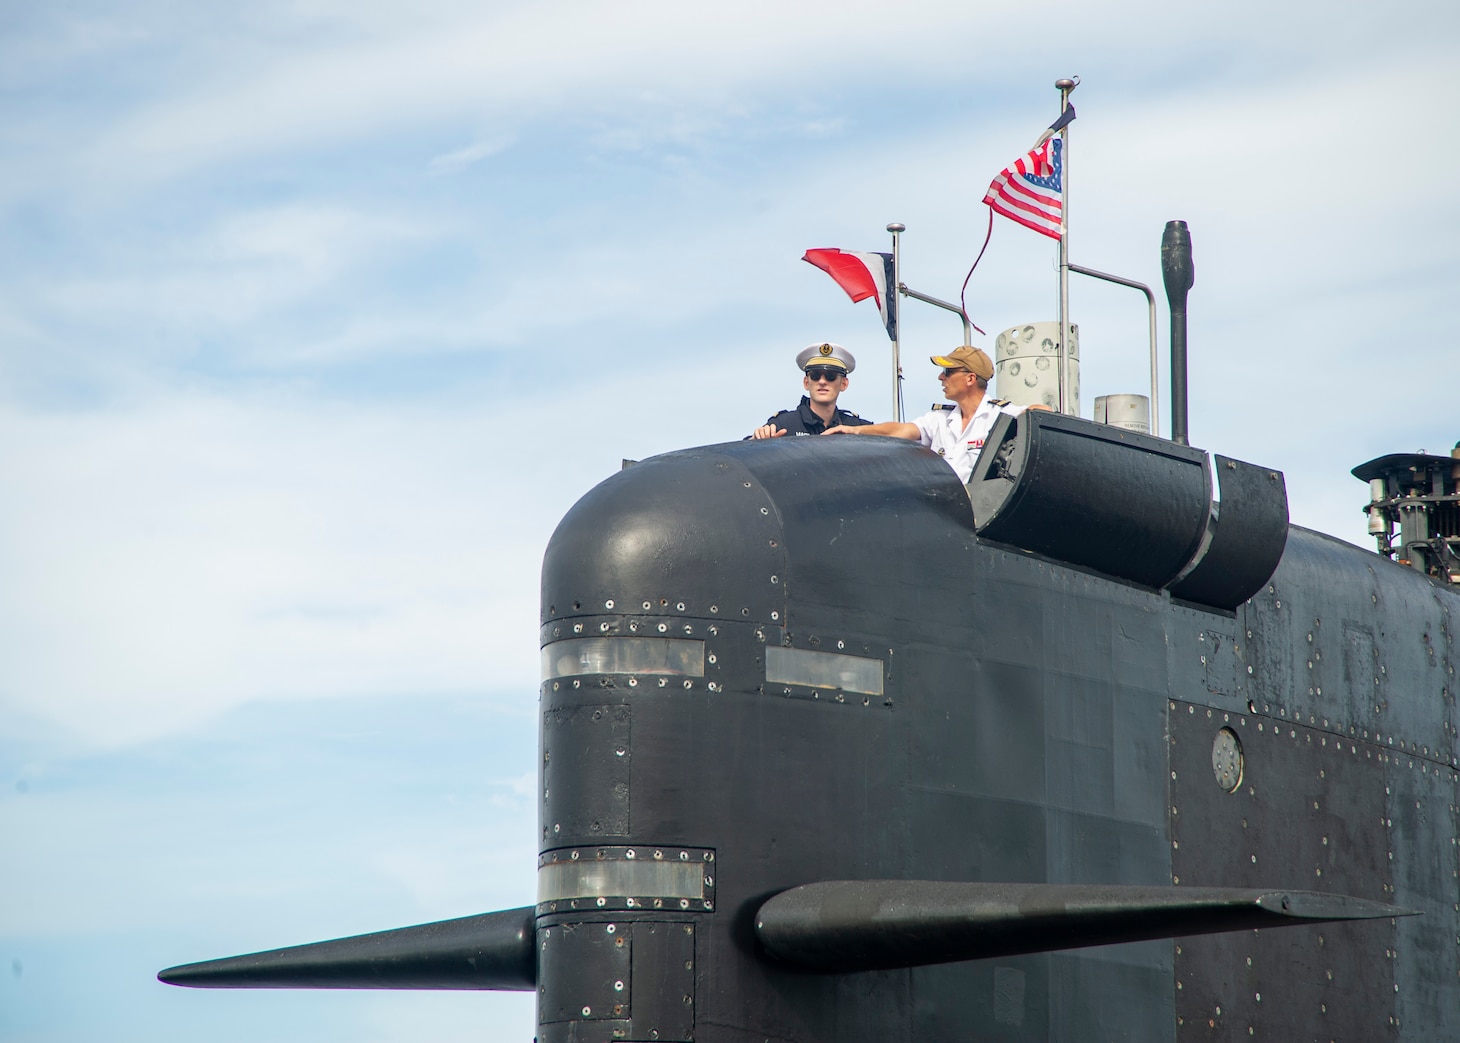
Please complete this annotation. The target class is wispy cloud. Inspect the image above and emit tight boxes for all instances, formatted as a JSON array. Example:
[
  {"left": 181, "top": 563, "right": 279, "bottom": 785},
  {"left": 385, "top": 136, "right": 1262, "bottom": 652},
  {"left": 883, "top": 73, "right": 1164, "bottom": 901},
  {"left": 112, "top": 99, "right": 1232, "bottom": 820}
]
[{"left": 428, "top": 134, "right": 516, "bottom": 173}]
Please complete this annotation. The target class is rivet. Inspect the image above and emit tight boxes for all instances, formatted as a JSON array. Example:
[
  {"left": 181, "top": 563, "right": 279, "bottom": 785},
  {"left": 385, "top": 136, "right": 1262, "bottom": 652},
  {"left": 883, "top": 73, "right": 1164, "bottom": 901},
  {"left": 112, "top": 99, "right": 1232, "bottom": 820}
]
[
  {"left": 759, "top": 507, "right": 769, "bottom": 515},
  {"left": 606, "top": 924, "right": 615, "bottom": 933},
  {"left": 583, "top": 1006, "right": 592, "bottom": 1016},
  {"left": 614, "top": 980, "right": 624, "bottom": 991},
  {"left": 605, "top": 599, "right": 614, "bottom": 609}
]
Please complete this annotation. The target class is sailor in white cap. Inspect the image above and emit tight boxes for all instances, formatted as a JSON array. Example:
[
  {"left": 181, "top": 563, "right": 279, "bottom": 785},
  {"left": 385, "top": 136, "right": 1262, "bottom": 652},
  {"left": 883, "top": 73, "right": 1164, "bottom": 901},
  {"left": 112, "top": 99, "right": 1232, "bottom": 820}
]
[
  {"left": 749, "top": 342, "right": 872, "bottom": 439},
  {"left": 823, "top": 344, "right": 1044, "bottom": 483}
]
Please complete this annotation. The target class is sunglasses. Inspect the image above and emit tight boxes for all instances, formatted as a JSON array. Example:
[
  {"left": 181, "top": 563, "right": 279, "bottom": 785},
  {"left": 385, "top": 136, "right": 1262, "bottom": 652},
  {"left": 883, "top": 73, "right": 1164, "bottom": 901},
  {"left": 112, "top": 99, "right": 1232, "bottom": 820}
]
[
  {"left": 940, "top": 367, "right": 970, "bottom": 379},
  {"left": 805, "top": 367, "right": 845, "bottom": 382}
]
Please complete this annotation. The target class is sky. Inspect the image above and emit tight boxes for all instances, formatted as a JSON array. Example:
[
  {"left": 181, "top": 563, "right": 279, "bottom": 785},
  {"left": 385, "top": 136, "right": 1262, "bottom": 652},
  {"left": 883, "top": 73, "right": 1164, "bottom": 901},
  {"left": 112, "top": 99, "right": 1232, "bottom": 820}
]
[{"left": 1, "top": 2, "right": 1456, "bottom": 1040}]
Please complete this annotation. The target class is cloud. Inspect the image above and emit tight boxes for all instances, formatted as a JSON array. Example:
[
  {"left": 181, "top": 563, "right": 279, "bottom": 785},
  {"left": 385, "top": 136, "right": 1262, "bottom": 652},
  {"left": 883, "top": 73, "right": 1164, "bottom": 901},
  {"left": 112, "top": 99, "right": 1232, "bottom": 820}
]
[
  {"left": 68, "top": 0, "right": 1443, "bottom": 185},
  {"left": 427, "top": 134, "right": 516, "bottom": 173},
  {"left": 0, "top": 389, "right": 559, "bottom": 746}
]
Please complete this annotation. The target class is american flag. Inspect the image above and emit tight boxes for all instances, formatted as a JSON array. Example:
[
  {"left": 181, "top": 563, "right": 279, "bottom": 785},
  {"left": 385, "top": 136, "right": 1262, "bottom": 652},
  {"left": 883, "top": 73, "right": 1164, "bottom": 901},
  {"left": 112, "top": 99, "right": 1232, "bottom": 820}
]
[{"left": 982, "top": 107, "right": 1073, "bottom": 240}]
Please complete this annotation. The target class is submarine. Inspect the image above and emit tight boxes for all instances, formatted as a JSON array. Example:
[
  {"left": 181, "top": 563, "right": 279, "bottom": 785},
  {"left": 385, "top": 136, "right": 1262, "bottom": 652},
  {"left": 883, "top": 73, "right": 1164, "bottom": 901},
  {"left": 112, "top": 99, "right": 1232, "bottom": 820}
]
[{"left": 158, "top": 225, "right": 1460, "bottom": 1040}]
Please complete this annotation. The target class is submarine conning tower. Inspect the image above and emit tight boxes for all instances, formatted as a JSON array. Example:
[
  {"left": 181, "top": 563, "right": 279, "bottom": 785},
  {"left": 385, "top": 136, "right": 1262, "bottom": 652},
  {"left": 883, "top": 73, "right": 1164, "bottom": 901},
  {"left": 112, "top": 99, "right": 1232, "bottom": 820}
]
[
  {"left": 1354, "top": 442, "right": 1460, "bottom": 585},
  {"left": 534, "top": 423, "right": 1292, "bottom": 1043}
]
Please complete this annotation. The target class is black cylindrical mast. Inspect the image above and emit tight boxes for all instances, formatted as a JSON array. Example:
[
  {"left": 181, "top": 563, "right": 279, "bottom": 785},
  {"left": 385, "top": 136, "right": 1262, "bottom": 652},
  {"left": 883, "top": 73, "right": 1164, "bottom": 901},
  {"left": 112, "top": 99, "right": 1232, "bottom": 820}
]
[{"left": 1161, "top": 220, "right": 1194, "bottom": 445}]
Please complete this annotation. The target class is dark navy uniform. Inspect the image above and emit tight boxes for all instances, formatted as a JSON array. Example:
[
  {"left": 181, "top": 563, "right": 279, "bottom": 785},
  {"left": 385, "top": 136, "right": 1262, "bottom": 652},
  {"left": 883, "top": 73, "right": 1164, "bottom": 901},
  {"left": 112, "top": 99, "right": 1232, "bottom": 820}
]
[
  {"left": 749, "top": 342, "right": 868, "bottom": 440},
  {"left": 761, "top": 397, "right": 872, "bottom": 437}
]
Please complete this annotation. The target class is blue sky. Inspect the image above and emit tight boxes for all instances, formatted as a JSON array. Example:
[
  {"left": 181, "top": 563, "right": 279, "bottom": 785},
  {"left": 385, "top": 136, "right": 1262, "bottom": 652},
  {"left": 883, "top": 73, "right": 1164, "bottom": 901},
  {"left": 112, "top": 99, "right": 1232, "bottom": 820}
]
[{"left": 1, "top": 2, "right": 1456, "bottom": 1039}]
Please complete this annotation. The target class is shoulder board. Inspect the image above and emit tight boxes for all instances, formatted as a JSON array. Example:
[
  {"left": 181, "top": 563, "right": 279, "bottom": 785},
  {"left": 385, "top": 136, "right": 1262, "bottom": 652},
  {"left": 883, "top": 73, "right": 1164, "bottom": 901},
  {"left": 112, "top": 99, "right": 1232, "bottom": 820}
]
[
  {"left": 988, "top": 398, "right": 1010, "bottom": 406},
  {"left": 839, "top": 409, "right": 861, "bottom": 419},
  {"left": 932, "top": 403, "right": 955, "bottom": 412}
]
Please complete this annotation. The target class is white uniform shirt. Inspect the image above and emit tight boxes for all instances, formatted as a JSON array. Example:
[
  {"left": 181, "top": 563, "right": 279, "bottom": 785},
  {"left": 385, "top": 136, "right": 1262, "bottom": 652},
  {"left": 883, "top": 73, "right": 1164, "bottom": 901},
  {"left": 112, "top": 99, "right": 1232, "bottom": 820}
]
[{"left": 911, "top": 396, "right": 1024, "bottom": 484}]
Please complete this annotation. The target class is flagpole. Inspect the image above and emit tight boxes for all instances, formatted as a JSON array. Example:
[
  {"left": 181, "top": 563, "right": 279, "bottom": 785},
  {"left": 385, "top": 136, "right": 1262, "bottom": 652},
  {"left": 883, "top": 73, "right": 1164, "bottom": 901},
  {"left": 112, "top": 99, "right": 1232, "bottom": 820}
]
[
  {"left": 887, "top": 222, "right": 905, "bottom": 422},
  {"left": 1056, "top": 77, "right": 1077, "bottom": 416}
]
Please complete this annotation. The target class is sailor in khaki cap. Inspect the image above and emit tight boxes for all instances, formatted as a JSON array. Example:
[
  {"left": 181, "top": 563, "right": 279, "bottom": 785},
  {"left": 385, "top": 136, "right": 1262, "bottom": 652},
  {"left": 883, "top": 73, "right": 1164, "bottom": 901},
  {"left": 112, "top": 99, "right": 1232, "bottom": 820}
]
[
  {"left": 823, "top": 345, "right": 1040, "bottom": 483},
  {"left": 749, "top": 342, "right": 873, "bottom": 439}
]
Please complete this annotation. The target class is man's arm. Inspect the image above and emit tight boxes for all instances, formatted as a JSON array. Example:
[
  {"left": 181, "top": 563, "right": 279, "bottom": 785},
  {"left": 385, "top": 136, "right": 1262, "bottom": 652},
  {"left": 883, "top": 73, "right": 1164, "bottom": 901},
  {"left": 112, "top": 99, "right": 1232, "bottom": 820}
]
[{"left": 823, "top": 422, "right": 920, "bottom": 439}]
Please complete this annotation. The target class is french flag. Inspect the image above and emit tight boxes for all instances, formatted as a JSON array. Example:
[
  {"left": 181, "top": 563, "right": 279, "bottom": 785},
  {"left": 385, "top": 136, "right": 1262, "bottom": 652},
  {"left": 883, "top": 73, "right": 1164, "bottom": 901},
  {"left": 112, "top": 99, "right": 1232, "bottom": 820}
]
[{"left": 802, "top": 248, "right": 897, "bottom": 341}]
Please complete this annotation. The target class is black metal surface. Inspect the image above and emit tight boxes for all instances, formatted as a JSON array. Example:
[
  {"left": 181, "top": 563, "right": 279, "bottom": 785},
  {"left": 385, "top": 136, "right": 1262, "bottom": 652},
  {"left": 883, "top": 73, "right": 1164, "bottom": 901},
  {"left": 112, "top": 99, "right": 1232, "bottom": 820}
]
[
  {"left": 1351, "top": 452, "right": 1456, "bottom": 484},
  {"left": 542, "top": 704, "right": 632, "bottom": 840},
  {"left": 1162, "top": 219, "right": 1194, "bottom": 445},
  {"left": 968, "top": 410, "right": 1210, "bottom": 588},
  {"left": 1169, "top": 454, "right": 1289, "bottom": 610},
  {"left": 1168, "top": 700, "right": 1459, "bottom": 1038},
  {"left": 164, "top": 423, "right": 1460, "bottom": 1041},
  {"left": 754, "top": 880, "right": 1403, "bottom": 973},
  {"left": 156, "top": 907, "right": 536, "bottom": 990},
  {"left": 540, "top": 445, "right": 790, "bottom": 627},
  {"left": 537, "top": 921, "right": 631, "bottom": 1025}
]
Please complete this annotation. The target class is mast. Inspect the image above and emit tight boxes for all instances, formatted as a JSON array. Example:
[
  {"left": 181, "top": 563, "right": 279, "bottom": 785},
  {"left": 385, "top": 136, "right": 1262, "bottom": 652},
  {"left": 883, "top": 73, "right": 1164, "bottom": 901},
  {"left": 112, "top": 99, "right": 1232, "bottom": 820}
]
[
  {"left": 1055, "top": 77, "right": 1077, "bottom": 415},
  {"left": 887, "top": 222, "right": 905, "bottom": 421}
]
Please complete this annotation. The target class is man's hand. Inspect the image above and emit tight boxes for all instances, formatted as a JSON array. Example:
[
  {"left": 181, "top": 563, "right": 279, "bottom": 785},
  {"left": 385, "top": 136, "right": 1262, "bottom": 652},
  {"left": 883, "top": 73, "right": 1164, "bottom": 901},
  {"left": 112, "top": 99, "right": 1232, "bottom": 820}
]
[
  {"left": 751, "top": 424, "right": 788, "bottom": 440},
  {"left": 821, "top": 425, "right": 858, "bottom": 436}
]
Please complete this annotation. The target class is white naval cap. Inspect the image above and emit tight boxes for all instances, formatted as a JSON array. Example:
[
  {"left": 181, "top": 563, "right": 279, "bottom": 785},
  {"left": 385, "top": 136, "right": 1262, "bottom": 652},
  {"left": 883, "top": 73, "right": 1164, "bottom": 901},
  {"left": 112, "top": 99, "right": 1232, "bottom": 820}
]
[{"left": 795, "top": 342, "right": 856, "bottom": 373}]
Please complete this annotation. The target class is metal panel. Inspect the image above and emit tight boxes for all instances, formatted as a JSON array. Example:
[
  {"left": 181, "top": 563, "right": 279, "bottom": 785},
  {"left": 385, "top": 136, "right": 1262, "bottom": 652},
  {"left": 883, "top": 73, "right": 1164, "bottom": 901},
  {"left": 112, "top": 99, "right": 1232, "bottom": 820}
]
[
  {"left": 968, "top": 411, "right": 1210, "bottom": 589},
  {"left": 1169, "top": 455, "right": 1289, "bottom": 610},
  {"left": 629, "top": 922, "right": 696, "bottom": 1042},
  {"left": 537, "top": 921, "right": 632, "bottom": 1025},
  {"left": 1170, "top": 702, "right": 1398, "bottom": 1037},
  {"left": 542, "top": 704, "right": 632, "bottom": 841}
]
